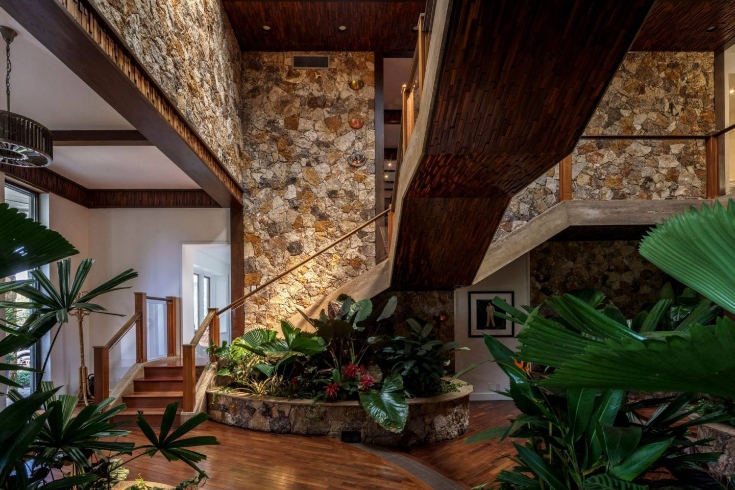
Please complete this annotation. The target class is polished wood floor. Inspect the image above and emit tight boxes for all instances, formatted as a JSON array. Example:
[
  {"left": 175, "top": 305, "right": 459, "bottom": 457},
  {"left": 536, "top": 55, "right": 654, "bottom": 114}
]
[
  {"left": 406, "top": 401, "right": 519, "bottom": 489},
  {"left": 120, "top": 421, "right": 430, "bottom": 489}
]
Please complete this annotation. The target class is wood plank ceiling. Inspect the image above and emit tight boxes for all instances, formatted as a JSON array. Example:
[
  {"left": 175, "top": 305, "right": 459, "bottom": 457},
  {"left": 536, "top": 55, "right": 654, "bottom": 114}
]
[
  {"left": 222, "top": 0, "right": 426, "bottom": 51},
  {"left": 633, "top": 0, "right": 735, "bottom": 51},
  {"left": 391, "top": 0, "right": 655, "bottom": 290}
]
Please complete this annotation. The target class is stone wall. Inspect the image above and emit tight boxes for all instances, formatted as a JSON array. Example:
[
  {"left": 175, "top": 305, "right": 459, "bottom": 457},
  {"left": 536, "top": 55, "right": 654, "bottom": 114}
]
[
  {"left": 493, "top": 166, "right": 559, "bottom": 242},
  {"left": 92, "top": 0, "right": 243, "bottom": 176},
  {"left": 573, "top": 52, "right": 714, "bottom": 200},
  {"left": 530, "top": 241, "right": 669, "bottom": 316},
  {"left": 241, "top": 52, "right": 376, "bottom": 328}
]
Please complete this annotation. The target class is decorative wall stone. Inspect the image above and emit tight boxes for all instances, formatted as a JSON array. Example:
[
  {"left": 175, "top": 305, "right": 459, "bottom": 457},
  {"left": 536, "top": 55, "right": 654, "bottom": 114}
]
[
  {"left": 697, "top": 423, "right": 735, "bottom": 482},
  {"left": 241, "top": 52, "right": 376, "bottom": 328},
  {"left": 493, "top": 166, "right": 559, "bottom": 242},
  {"left": 91, "top": 0, "right": 244, "bottom": 177},
  {"left": 207, "top": 382, "right": 472, "bottom": 447},
  {"left": 573, "top": 52, "right": 714, "bottom": 200},
  {"left": 530, "top": 241, "right": 669, "bottom": 316}
]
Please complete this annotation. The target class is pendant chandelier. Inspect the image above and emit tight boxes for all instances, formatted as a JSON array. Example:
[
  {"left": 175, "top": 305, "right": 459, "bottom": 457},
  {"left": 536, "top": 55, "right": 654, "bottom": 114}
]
[{"left": 0, "top": 26, "right": 52, "bottom": 168}]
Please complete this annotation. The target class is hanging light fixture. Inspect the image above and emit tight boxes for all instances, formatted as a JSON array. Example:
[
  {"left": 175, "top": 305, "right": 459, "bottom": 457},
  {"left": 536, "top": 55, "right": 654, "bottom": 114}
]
[{"left": 0, "top": 26, "right": 52, "bottom": 168}]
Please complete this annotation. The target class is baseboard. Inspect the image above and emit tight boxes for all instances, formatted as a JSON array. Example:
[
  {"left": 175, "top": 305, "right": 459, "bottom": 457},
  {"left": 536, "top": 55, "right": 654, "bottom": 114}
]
[{"left": 470, "top": 392, "right": 511, "bottom": 401}]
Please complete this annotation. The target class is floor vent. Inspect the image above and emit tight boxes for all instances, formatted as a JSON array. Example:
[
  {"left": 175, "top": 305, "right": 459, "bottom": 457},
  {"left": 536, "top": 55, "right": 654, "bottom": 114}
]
[
  {"left": 340, "top": 430, "right": 361, "bottom": 443},
  {"left": 292, "top": 55, "right": 329, "bottom": 69}
]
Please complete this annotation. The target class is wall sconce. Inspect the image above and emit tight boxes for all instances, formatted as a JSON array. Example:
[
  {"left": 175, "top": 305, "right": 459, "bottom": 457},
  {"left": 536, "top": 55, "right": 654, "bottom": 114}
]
[
  {"left": 349, "top": 151, "right": 366, "bottom": 168},
  {"left": 349, "top": 117, "right": 364, "bottom": 129},
  {"left": 348, "top": 77, "right": 365, "bottom": 91}
]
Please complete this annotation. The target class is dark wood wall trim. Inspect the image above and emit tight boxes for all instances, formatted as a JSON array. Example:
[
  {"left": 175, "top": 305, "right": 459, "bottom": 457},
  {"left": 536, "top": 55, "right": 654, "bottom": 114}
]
[
  {"left": 375, "top": 52, "right": 386, "bottom": 261},
  {"left": 53, "top": 130, "right": 151, "bottom": 146},
  {"left": 89, "top": 190, "right": 219, "bottom": 208},
  {"left": 1, "top": 0, "right": 242, "bottom": 208},
  {"left": 1, "top": 164, "right": 89, "bottom": 207},
  {"left": 1, "top": 164, "right": 220, "bottom": 208},
  {"left": 230, "top": 204, "right": 245, "bottom": 338}
]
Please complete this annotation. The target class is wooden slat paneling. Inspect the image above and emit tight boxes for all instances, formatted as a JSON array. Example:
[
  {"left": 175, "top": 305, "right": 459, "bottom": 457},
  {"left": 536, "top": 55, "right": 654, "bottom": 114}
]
[
  {"left": 88, "top": 190, "right": 220, "bottom": 208},
  {"left": 222, "top": 1, "right": 425, "bottom": 52},
  {"left": 392, "top": 0, "right": 654, "bottom": 289},
  {"left": 53, "top": 130, "right": 150, "bottom": 146}
]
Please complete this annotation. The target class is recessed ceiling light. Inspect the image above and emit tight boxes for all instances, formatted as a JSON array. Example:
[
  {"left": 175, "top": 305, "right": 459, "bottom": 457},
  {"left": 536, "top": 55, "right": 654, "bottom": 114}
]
[
  {"left": 262, "top": 25, "right": 271, "bottom": 31},
  {"left": 706, "top": 25, "right": 717, "bottom": 32},
  {"left": 338, "top": 25, "right": 347, "bottom": 31}
]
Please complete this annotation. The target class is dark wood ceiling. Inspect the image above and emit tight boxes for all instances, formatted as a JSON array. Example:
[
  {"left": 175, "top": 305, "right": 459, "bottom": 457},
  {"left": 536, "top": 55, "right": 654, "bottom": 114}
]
[
  {"left": 391, "top": 0, "right": 655, "bottom": 290},
  {"left": 222, "top": 1, "right": 426, "bottom": 52},
  {"left": 633, "top": 0, "right": 735, "bottom": 51}
]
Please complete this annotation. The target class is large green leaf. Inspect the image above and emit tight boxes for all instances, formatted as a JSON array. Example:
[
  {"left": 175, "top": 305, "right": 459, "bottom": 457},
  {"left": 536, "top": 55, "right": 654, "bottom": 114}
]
[
  {"left": 610, "top": 439, "right": 672, "bottom": 481},
  {"left": 513, "top": 443, "right": 568, "bottom": 490},
  {"left": 567, "top": 388, "right": 597, "bottom": 443},
  {"left": 639, "top": 200, "right": 735, "bottom": 314},
  {"left": 540, "top": 321, "right": 735, "bottom": 398},
  {"left": 376, "top": 296, "right": 397, "bottom": 322},
  {"left": 599, "top": 425, "right": 641, "bottom": 465},
  {"left": 359, "top": 373, "right": 408, "bottom": 433},
  {"left": 583, "top": 475, "right": 646, "bottom": 490},
  {"left": 0, "top": 203, "right": 78, "bottom": 279}
]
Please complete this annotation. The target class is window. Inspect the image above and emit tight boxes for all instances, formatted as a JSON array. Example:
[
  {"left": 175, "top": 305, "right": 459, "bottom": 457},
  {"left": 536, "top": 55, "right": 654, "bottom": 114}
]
[
  {"left": 193, "top": 273, "right": 199, "bottom": 329},
  {"left": 203, "top": 276, "right": 211, "bottom": 315},
  {"left": 4, "top": 182, "right": 40, "bottom": 395},
  {"left": 193, "top": 273, "right": 212, "bottom": 330}
]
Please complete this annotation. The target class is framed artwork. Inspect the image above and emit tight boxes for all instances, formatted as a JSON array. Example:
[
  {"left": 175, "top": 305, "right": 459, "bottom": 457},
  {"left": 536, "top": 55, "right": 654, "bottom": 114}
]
[{"left": 468, "top": 291, "right": 515, "bottom": 338}]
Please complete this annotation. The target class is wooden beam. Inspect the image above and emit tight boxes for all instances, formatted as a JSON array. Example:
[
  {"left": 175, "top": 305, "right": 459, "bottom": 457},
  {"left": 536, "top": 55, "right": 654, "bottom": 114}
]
[
  {"left": 559, "top": 155, "right": 573, "bottom": 201},
  {"left": 1, "top": 0, "right": 242, "bottom": 208},
  {"left": 88, "top": 190, "right": 220, "bottom": 208},
  {"left": 706, "top": 135, "right": 719, "bottom": 199},
  {"left": 135, "top": 292, "right": 147, "bottom": 364},
  {"left": 53, "top": 130, "right": 151, "bottom": 146},
  {"left": 230, "top": 204, "right": 245, "bottom": 339},
  {"left": 375, "top": 52, "right": 386, "bottom": 261},
  {"left": 0, "top": 164, "right": 89, "bottom": 207}
]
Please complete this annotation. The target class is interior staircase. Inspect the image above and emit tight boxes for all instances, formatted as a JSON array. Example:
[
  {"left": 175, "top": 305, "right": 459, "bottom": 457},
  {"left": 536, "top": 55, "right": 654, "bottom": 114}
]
[{"left": 111, "top": 361, "right": 202, "bottom": 427}]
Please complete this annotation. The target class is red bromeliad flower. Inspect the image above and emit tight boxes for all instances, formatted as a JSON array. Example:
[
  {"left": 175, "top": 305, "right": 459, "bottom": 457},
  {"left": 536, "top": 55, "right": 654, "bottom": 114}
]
[
  {"left": 291, "top": 377, "right": 299, "bottom": 388},
  {"left": 358, "top": 375, "right": 374, "bottom": 391},
  {"left": 325, "top": 382, "right": 340, "bottom": 399},
  {"left": 342, "top": 363, "right": 360, "bottom": 380}
]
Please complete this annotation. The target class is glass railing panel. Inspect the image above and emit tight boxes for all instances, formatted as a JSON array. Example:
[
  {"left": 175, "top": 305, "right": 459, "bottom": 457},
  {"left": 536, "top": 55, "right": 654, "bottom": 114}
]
[
  {"left": 146, "top": 298, "right": 168, "bottom": 361},
  {"left": 108, "top": 325, "right": 136, "bottom": 394}
]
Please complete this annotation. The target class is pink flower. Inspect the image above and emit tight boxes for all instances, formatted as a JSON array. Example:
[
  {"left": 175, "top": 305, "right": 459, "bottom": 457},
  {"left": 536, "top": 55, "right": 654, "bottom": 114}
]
[
  {"left": 342, "top": 363, "right": 360, "bottom": 380},
  {"left": 358, "top": 375, "right": 374, "bottom": 391},
  {"left": 291, "top": 377, "right": 299, "bottom": 388},
  {"left": 325, "top": 382, "right": 340, "bottom": 399}
]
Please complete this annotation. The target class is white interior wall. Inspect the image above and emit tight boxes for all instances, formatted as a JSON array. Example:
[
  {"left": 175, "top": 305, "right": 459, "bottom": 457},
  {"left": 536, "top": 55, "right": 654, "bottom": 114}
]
[{"left": 454, "top": 254, "right": 530, "bottom": 401}]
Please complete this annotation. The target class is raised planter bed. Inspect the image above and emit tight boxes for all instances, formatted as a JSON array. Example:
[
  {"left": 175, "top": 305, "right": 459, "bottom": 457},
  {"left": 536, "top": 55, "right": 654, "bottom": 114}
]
[
  {"left": 698, "top": 422, "right": 735, "bottom": 481},
  {"left": 207, "top": 381, "right": 472, "bottom": 447}
]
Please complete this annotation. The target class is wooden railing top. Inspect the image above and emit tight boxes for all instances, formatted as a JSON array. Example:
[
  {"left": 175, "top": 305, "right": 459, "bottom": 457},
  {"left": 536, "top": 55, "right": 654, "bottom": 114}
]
[
  {"left": 217, "top": 207, "right": 391, "bottom": 316},
  {"left": 188, "top": 309, "right": 217, "bottom": 347},
  {"left": 104, "top": 311, "right": 141, "bottom": 350}
]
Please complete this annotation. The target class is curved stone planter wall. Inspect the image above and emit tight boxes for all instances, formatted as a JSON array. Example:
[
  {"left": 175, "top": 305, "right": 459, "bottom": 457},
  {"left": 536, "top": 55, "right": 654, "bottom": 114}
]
[
  {"left": 698, "top": 422, "right": 735, "bottom": 481},
  {"left": 207, "top": 382, "right": 472, "bottom": 447}
]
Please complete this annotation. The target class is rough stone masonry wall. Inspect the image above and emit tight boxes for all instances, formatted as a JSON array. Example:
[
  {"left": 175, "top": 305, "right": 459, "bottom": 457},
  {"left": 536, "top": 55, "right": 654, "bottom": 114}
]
[
  {"left": 530, "top": 241, "right": 669, "bottom": 317},
  {"left": 91, "top": 0, "right": 243, "bottom": 176},
  {"left": 241, "top": 52, "right": 376, "bottom": 328},
  {"left": 573, "top": 52, "right": 714, "bottom": 200}
]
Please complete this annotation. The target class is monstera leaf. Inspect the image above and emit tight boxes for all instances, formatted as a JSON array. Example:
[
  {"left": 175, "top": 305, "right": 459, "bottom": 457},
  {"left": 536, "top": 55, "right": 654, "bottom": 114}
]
[{"left": 359, "top": 373, "right": 408, "bottom": 433}]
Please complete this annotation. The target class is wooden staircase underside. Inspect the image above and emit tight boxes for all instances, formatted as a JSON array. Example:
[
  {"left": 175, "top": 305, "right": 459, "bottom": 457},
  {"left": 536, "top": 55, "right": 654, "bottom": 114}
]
[{"left": 390, "top": 0, "right": 655, "bottom": 289}]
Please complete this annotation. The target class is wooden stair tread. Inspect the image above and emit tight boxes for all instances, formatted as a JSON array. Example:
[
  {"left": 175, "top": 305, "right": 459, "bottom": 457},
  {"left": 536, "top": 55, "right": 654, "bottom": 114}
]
[
  {"left": 115, "top": 407, "right": 183, "bottom": 416},
  {"left": 123, "top": 391, "right": 183, "bottom": 398},
  {"left": 135, "top": 376, "right": 183, "bottom": 382}
]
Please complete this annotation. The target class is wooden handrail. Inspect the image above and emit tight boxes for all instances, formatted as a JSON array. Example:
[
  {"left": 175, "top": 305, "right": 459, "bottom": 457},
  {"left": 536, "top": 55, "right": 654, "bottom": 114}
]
[
  {"left": 217, "top": 207, "right": 390, "bottom": 316},
  {"left": 188, "top": 309, "right": 217, "bottom": 347},
  {"left": 579, "top": 134, "right": 709, "bottom": 140},
  {"left": 183, "top": 307, "right": 219, "bottom": 411},
  {"left": 103, "top": 311, "right": 141, "bottom": 350}
]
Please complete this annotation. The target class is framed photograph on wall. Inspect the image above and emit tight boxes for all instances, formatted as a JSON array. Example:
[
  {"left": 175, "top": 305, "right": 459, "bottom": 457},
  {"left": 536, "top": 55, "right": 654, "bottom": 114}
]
[{"left": 468, "top": 291, "right": 515, "bottom": 338}]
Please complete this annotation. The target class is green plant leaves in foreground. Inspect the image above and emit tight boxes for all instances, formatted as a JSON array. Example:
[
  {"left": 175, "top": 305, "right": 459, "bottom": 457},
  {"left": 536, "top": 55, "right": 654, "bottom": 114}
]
[
  {"left": 640, "top": 199, "right": 735, "bottom": 315},
  {"left": 359, "top": 373, "right": 408, "bottom": 433}
]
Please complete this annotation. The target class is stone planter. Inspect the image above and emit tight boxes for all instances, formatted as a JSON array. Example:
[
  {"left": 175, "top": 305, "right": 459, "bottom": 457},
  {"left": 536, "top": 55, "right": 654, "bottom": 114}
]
[
  {"left": 207, "top": 381, "right": 472, "bottom": 447},
  {"left": 698, "top": 422, "right": 735, "bottom": 481}
]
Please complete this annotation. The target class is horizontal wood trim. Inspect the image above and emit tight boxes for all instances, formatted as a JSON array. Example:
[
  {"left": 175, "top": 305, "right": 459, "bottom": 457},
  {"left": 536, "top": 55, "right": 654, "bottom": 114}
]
[
  {"left": 89, "top": 189, "right": 220, "bottom": 208},
  {"left": 1, "top": 163, "right": 89, "bottom": 206},
  {"left": 53, "top": 130, "right": 151, "bottom": 146},
  {"left": 3, "top": 0, "right": 242, "bottom": 208},
  {"left": 1, "top": 163, "right": 220, "bottom": 208}
]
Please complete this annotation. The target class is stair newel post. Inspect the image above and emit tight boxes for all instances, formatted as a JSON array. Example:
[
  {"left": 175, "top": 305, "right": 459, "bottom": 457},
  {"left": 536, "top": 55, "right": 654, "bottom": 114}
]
[
  {"left": 559, "top": 154, "right": 573, "bottom": 202},
  {"left": 182, "top": 344, "right": 195, "bottom": 412},
  {"left": 166, "top": 296, "right": 179, "bottom": 357},
  {"left": 209, "top": 309, "right": 220, "bottom": 363},
  {"left": 93, "top": 345, "right": 109, "bottom": 401},
  {"left": 135, "top": 292, "right": 147, "bottom": 363}
]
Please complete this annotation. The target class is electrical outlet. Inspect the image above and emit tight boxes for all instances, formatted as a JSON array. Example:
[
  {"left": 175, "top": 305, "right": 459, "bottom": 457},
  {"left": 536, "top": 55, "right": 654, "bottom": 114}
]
[{"left": 496, "top": 383, "right": 501, "bottom": 391}]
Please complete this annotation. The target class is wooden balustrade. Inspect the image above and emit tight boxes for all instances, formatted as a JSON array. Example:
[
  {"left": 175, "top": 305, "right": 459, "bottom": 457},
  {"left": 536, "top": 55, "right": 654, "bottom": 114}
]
[
  {"left": 706, "top": 135, "right": 719, "bottom": 199},
  {"left": 183, "top": 308, "right": 218, "bottom": 412},
  {"left": 559, "top": 155, "right": 573, "bottom": 201},
  {"left": 93, "top": 292, "right": 179, "bottom": 403}
]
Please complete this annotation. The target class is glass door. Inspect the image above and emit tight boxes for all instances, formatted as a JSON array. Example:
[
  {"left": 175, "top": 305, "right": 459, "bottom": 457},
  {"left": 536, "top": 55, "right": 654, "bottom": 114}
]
[{"left": 4, "top": 183, "right": 40, "bottom": 395}]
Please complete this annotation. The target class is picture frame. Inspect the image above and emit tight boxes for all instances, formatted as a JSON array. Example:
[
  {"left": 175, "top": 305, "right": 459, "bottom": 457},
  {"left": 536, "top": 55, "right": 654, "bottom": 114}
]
[{"left": 468, "top": 291, "right": 515, "bottom": 338}]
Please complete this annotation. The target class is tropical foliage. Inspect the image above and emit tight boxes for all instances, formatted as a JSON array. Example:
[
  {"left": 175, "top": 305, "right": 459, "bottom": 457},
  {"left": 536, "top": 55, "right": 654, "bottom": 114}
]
[
  {"left": 0, "top": 203, "right": 218, "bottom": 489},
  {"left": 215, "top": 295, "right": 465, "bottom": 433}
]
